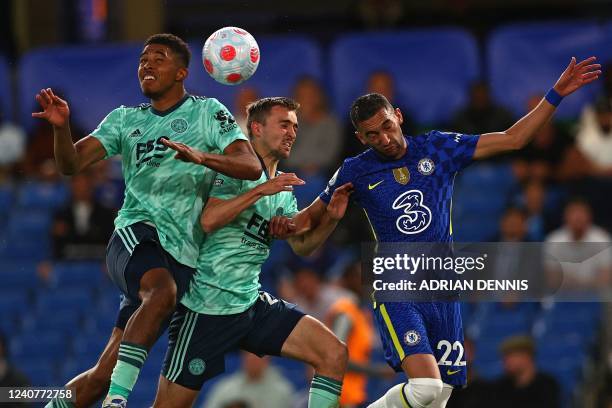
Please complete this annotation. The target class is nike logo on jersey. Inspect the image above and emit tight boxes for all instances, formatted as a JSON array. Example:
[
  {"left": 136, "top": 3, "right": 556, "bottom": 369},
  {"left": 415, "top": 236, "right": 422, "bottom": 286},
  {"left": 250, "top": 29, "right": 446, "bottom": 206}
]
[
  {"left": 447, "top": 369, "right": 461, "bottom": 375},
  {"left": 368, "top": 180, "right": 384, "bottom": 190}
]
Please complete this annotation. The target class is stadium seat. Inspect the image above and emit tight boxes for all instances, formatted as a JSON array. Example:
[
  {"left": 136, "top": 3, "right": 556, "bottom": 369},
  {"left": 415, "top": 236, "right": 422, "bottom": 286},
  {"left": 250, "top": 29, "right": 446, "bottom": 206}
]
[
  {"left": 18, "top": 43, "right": 145, "bottom": 132},
  {"left": 0, "top": 54, "right": 11, "bottom": 120},
  {"left": 53, "top": 261, "right": 106, "bottom": 289},
  {"left": 487, "top": 21, "right": 608, "bottom": 120},
  {"left": 330, "top": 29, "right": 480, "bottom": 125},
  {"left": 36, "top": 289, "right": 94, "bottom": 315},
  {"left": 18, "top": 359, "right": 56, "bottom": 386},
  {"left": 11, "top": 332, "right": 68, "bottom": 361},
  {"left": 186, "top": 35, "right": 323, "bottom": 110},
  {"left": 21, "top": 309, "right": 82, "bottom": 336},
  {"left": 0, "top": 184, "right": 13, "bottom": 214},
  {"left": 16, "top": 181, "right": 68, "bottom": 210},
  {"left": 7, "top": 208, "right": 53, "bottom": 235},
  {"left": 0, "top": 260, "right": 39, "bottom": 290}
]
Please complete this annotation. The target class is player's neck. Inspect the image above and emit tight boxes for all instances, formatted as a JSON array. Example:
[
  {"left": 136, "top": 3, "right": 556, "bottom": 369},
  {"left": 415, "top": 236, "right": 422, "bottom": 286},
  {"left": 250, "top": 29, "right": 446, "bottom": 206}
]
[
  {"left": 150, "top": 87, "right": 186, "bottom": 112},
  {"left": 261, "top": 155, "right": 279, "bottom": 178},
  {"left": 253, "top": 143, "right": 280, "bottom": 178}
]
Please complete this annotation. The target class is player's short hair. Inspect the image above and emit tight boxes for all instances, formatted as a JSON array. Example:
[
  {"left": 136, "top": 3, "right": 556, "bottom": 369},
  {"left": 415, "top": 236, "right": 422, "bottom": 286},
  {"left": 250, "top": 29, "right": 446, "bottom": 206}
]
[
  {"left": 246, "top": 97, "right": 300, "bottom": 138},
  {"left": 350, "top": 93, "right": 394, "bottom": 129},
  {"left": 144, "top": 33, "right": 191, "bottom": 68}
]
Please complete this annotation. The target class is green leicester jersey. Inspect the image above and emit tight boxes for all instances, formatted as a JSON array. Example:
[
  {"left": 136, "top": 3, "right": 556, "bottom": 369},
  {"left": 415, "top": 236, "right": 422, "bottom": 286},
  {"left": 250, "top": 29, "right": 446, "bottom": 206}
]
[
  {"left": 90, "top": 95, "right": 247, "bottom": 268},
  {"left": 181, "top": 170, "right": 299, "bottom": 315}
]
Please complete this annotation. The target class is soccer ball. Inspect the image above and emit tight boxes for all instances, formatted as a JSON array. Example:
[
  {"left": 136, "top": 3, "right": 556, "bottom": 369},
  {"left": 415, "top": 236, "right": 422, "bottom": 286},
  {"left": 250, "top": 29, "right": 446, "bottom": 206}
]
[{"left": 202, "top": 27, "right": 260, "bottom": 85}]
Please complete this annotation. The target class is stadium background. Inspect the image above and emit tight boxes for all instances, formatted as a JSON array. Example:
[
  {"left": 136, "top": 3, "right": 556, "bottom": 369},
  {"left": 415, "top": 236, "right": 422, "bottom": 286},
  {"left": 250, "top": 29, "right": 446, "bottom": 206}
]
[{"left": 0, "top": 0, "right": 611, "bottom": 407}]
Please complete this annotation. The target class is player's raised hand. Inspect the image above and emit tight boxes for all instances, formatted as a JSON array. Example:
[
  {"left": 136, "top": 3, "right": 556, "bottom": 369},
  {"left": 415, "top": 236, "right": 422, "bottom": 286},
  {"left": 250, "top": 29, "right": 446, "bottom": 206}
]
[
  {"left": 256, "top": 173, "right": 305, "bottom": 196},
  {"left": 31, "top": 88, "right": 70, "bottom": 128},
  {"left": 269, "top": 216, "right": 297, "bottom": 239},
  {"left": 553, "top": 56, "right": 601, "bottom": 97},
  {"left": 161, "top": 139, "right": 206, "bottom": 164},
  {"left": 327, "top": 182, "right": 353, "bottom": 221}
]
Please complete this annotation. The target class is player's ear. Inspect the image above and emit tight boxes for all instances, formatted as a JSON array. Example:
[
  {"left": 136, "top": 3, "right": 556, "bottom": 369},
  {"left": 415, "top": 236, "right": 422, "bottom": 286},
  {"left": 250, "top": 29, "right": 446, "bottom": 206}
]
[
  {"left": 251, "top": 121, "right": 263, "bottom": 139},
  {"left": 355, "top": 130, "right": 367, "bottom": 145},
  {"left": 395, "top": 108, "right": 403, "bottom": 125},
  {"left": 176, "top": 67, "right": 188, "bottom": 81}
]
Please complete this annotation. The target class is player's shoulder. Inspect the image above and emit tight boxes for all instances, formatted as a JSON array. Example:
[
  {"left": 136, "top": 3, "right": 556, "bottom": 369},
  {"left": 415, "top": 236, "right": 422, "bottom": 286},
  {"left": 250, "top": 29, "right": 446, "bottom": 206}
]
[{"left": 120, "top": 102, "right": 152, "bottom": 112}]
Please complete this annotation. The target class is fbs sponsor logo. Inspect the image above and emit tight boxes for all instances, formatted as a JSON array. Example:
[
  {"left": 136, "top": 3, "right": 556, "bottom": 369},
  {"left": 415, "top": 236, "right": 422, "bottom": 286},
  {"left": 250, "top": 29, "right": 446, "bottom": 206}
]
[
  {"left": 241, "top": 212, "right": 271, "bottom": 250},
  {"left": 214, "top": 109, "right": 238, "bottom": 135},
  {"left": 136, "top": 136, "right": 169, "bottom": 168}
]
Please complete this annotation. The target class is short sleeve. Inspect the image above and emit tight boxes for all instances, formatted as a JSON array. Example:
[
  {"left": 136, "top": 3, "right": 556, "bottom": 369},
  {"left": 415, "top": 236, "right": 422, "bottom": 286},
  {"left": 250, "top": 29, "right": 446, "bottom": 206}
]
[
  {"left": 90, "top": 107, "right": 124, "bottom": 158},
  {"left": 283, "top": 193, "right": 299, "bottom": 218},
  {"left": 429, "top": 130, "right": 480, "bottom": 173},
  {"left": 209, "top": 173, "right": 243, "bottom": 200},
  {"left": 204, "top": 98, "right": 248, "bottom": 153},
  {"left": 319, "top": 163, "right": 350, "bottom": 204}
]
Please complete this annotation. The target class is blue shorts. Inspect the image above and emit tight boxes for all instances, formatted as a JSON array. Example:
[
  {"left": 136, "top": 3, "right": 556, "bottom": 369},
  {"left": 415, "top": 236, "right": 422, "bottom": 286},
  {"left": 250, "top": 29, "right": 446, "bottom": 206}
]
[
  {"left": 105, "top": 222, "right": 196, "bottom": 330},
  {"left": 161, "top": 292, "right": 305, "bottom": 390},
  {"left": 374, "top": 301, "right": 466, "bottom": 387}
]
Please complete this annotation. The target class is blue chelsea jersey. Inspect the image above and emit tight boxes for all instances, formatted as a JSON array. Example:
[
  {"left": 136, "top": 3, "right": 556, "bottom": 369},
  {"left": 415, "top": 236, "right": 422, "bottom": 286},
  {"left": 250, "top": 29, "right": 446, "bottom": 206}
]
[{"left": 320, "top": 131, "right": 480, "bottom": 243}]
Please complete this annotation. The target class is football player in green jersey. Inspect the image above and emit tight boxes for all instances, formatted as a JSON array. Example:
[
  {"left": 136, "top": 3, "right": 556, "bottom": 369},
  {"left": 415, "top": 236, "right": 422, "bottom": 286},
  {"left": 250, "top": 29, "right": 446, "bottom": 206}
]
[
  {"left": 150, "top": 97, "right": 352, "bottom": 408},
  {"left": 33, "top": 34, "right": 262, "bottom": 408}
]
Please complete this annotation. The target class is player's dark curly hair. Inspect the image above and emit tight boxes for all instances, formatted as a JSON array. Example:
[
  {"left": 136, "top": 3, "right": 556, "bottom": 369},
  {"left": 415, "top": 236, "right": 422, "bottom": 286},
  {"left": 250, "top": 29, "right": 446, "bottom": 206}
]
[
  {"left": 144, "top": 33, "right": 191, "bottom": 68},
  {"left": 246, "top": 97, "right": 300, "bottom": 138},
  {"left": 350, "top": 93, "right": 394, "bottom": 129}
]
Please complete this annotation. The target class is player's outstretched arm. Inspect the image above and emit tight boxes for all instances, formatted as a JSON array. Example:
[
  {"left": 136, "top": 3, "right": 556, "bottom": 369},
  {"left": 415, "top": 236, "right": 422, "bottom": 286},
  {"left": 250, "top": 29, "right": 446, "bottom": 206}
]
[
  {"left": 275, "top": 182, "right": 353, "bottom": 256},
  {"left": 474, "top": 56, "right": 601, "bottom": 160},
  {"left": 162, "top": 138, "right": 262, "bottom": 180},
  {"left": 200, "top": 173, "right": 304, "bottom": 233},
  {"left": 32, "top": 88, "right": 106, "bottom": 175}
]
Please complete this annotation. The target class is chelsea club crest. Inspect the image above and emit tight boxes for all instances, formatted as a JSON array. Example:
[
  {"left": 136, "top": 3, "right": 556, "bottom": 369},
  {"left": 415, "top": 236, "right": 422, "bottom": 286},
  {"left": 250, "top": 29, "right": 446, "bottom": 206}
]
[{"left": 417, "top": 158, "right": 435, "bottom": 175}]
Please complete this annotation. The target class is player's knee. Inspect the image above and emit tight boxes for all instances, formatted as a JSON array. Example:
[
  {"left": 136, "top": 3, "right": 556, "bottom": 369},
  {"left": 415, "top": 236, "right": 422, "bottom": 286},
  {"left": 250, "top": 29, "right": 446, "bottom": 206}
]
[
  {"left": 319, "top": 337, "right": 348, "bottom": 373},
  {"left": 143, "top": 285, "right": 177, "bottom": 316},
  {"left": 407, "top": 378, "right": 444, "bottom": 407}
]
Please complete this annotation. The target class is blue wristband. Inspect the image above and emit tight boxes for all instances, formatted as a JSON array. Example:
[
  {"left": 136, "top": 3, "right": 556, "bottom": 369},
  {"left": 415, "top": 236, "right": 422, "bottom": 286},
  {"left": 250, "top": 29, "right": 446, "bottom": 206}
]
[{"left": 545, "top": 88, "right": 563, "bottom": 107}]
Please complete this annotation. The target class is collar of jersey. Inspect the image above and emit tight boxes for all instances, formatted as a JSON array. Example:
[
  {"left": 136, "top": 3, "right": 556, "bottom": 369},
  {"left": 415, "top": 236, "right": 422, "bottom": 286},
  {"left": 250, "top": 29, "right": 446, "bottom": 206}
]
[{"left": 150, "top": 94, "right": 190, "bottom": 117}]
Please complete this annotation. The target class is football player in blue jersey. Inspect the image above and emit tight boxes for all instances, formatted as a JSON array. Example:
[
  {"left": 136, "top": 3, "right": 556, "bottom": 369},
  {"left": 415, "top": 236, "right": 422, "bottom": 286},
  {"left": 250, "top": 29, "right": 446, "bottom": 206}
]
[{"left": 270, "top": 56, "right": 600, "bottom": 408}]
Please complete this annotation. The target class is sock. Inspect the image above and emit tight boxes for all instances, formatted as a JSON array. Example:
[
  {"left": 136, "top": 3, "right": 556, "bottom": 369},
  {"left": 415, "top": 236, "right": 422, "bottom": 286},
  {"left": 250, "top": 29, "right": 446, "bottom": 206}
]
[
  {"left": 44, "top": 399, "right": 75, "bottom": 408},
  {"left": 367, "top": 383, "right": 407, "bottom": 408},
  {"left": 308, "top": 375, "right": 343, "bottom": 408},
  {"left": 106, "top": 342, "right": 148, "bottom": 399}
]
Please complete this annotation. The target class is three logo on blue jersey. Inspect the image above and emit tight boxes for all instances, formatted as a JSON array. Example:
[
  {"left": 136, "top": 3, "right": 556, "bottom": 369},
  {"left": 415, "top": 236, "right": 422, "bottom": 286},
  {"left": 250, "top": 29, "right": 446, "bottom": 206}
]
[{"left": 392, "top": 190, "right": 432, "bottom": 235}]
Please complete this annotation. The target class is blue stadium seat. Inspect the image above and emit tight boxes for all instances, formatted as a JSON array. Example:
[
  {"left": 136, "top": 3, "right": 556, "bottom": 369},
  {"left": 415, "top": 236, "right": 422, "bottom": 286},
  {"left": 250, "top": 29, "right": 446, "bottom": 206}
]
[
  {"left": 21, "top": 309, "right": 82, "bottom": 336},
  {"left": 7, "top": 208, "right": 52, "bottom": 235},
  {"left": 16, "top": 181, "right": 68, "bottom": 210},
  {"left": 0, "top": 184, "right": 14, "bottom": 214},
  {"left": 18, "top": 359, "right": 56, "bottom": 386},
  {"left": 330, "top": 29, "right": 480, "bottom": 125},
  {"left": 53, "top": 261, "right": 106, "bottom": 289},
  {"left": 36, "top": 289, "right": 94, "bottom": 315},
  {"left": 271, "top": 356, "right": 308, "bottom": 391},
  {"left": 0, "top": 54, "right": 11, "bottom": 120},
  {"left": 487, "top": 21, "right": 610, "bottom": 120},
  {"left": 18, "top": 43, "right": 145, "bottom": 132},
  {"left": 11, "top": 332, "right": 68, "bottom": 361},
  {"left": 0, "top": 260, "right": 39, "bottom": 290},
  {"left": 186, "top": 35, "right": 323, "bottom": 110}
]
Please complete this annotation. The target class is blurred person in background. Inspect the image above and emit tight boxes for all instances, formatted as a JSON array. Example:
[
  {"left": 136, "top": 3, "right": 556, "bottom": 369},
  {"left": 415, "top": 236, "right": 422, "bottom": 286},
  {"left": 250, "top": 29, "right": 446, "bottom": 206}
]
[
  {"left": 51, "top": 171, "right": 116, "bottom": 260},
  {"left": 576, "top": 95, "right": 612, "bottom": 173},
  {"left": 512, "top": 94, "right": 579, "bottom": 184},
  {"left": 234, "top": 86, "right": 260, "bottom": 135},
  {"left": 202, "top": 352, "right": 294, "bottom": 408},
  {"left": 326, "top": 261, "right": 394, "bottom": 408},
  {"left": 545, "top": 198, "right": 611, "bottom": 292},
  {"left": 516, "top": 180, "right": 553, "bottom": 241},
  {"left": 446, "top": 337, "right": 491, "bottom": 408},
  {"left": 451, "top": 81, "right": 514, "bottom": 136},
  {"left": 290, "top": 266, "right": 350, "bottom": 322},
  {"left": 492, "top": 335, "right": 560, "bottom": 408},
  {"left": 0, "top": 106, "right": 26, "bottom": 182},
  {"left": 286, "top": 76, "right": 342, "bottom": 175},
  {"left": 0, "top": 331, "right": 31, "bottom": 408}
]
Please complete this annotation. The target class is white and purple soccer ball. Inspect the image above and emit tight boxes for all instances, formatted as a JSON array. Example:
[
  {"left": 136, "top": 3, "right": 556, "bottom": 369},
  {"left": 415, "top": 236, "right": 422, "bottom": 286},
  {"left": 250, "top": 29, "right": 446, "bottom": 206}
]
[{"left": 202, "top": 27, "right": 260, "bottom": 85}]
